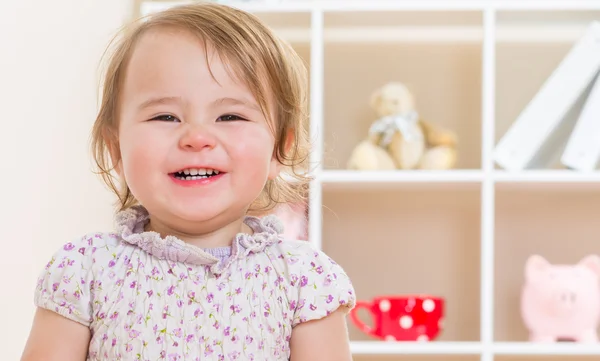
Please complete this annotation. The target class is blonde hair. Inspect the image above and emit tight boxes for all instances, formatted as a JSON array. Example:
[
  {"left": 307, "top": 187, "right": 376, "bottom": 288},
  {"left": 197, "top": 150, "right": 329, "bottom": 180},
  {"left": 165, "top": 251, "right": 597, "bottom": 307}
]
[{"left": 90, "top": 1, "right": 312, "bottom": 215}]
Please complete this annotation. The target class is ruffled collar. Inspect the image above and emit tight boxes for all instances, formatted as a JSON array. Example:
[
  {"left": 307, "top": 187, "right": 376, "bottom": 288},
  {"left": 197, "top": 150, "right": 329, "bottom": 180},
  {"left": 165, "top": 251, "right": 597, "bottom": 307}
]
[{"left": 114, "top": 205, "right": 284, "bottom": 274}]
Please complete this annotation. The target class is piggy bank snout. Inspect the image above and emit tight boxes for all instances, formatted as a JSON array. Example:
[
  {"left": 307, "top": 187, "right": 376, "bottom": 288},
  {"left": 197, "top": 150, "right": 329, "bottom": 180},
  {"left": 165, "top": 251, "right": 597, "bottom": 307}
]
[{"left": 555, "top": 289, "right": 578, "bottom": 307}]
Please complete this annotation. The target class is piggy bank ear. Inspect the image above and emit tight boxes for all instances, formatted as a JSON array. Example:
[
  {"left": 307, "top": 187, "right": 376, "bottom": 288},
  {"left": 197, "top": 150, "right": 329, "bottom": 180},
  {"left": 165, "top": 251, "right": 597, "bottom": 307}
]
[
  {"left": 525, "top": 255, "right": 550, "bottom": 282},
  {"left": 578, "top": 254, "right": 600, "bottom": 277}
]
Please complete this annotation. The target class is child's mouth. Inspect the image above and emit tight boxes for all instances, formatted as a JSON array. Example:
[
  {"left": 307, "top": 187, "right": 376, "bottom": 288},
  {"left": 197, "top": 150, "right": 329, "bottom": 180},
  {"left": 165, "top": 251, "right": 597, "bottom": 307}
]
[{"left": 171, "top": 168, "right": 221, "bottom": 181}]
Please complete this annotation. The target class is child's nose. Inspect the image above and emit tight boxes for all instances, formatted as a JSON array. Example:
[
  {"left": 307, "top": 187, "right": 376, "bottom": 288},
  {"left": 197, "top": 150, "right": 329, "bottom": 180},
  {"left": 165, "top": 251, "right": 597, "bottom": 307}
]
[{"left": 179, "top": 124, "right": 217, "bottom": 151}]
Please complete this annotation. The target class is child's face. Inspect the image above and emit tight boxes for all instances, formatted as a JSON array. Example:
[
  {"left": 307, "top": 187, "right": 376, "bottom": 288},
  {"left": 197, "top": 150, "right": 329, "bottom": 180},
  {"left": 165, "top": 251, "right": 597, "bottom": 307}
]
[{"left": 115, "top": 27, "right": 280, "bottom": 228}]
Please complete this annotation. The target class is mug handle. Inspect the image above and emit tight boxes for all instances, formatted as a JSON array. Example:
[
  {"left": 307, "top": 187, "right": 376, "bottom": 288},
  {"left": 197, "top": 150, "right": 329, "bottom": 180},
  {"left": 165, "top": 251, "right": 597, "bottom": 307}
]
[{"left": 349, "top": 301, "right": 378, "bottom": 338}]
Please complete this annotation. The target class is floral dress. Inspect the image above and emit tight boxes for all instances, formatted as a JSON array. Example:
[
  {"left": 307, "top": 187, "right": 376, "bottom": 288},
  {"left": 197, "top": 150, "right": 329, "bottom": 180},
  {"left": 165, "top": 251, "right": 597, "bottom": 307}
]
[{"left": 34, "top": 205, "right": 356, "bottom": 360}]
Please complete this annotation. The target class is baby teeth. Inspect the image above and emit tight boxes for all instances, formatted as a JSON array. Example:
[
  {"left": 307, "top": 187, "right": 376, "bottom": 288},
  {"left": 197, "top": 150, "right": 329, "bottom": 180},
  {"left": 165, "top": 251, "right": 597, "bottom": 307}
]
[
  {"left": 179, "top": 168, "right": 220, "bottom": 175},
  {"left": 176, "top": 168, "right": 221, "bottom": 180}
]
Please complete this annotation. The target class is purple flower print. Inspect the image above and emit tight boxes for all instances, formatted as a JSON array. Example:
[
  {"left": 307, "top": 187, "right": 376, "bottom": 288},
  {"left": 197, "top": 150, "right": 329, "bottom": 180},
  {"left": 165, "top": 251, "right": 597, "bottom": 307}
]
[
  {"left": 287, "top": 256, "right": 299, "bottom": 265},
  {"left": 173, "top": 328, "right": 183, "bottom": 338},
  {"left": 33, "top": 213, "right": 358, "bottom": 360},
  {"left": 63, "top": 243, "right": 74, "bottom": 251},
  {"left": 167, "top": 285, "right": 175, "bottom": 296},
  {"left": 204, "top": 344, "right": 214, "bottom": 357}
]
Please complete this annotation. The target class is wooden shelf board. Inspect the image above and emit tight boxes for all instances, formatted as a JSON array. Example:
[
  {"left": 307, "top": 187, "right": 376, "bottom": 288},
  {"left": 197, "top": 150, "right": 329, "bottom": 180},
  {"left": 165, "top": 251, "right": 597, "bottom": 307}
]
[{"left": 349, "top": 341, "right": 600, "bottom": 355}]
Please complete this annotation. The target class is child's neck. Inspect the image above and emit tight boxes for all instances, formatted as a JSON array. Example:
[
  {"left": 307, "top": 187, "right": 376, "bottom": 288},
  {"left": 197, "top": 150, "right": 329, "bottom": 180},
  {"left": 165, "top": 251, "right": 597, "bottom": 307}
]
[{"left": 145, "top": 215, "right": 253, "bottom": 249}]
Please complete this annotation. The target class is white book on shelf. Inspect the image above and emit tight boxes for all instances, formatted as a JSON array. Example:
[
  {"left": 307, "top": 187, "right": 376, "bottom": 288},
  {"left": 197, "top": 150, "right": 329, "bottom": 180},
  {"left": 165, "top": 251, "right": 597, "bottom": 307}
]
[
  {"left": 561, "top": 72, "right": 600, "bottom": 171},
  {"left": 493, "top": 21, "right": 600, "bottom": 171}
]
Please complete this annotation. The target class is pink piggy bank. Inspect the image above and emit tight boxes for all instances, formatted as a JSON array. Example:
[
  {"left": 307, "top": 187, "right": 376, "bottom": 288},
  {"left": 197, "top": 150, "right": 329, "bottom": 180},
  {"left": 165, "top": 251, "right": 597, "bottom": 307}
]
[{"left": 521, "top": 254, "right": 600, "bottom": 343}]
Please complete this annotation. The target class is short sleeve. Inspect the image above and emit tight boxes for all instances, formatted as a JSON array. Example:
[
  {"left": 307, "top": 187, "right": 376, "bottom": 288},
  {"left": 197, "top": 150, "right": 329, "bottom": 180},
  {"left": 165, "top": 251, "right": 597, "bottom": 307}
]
[
  {"left": 287, "top": 244, "right": 356, "bottom": 327},
  {"left": 34, "top": 236, "right": 95, "bottom": 327}
]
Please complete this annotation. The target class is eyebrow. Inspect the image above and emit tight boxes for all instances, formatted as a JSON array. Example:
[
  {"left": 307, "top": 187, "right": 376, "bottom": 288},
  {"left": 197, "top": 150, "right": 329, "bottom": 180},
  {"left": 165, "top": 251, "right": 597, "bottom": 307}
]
[
  {"left": 137, "top": 96, "right": 184, "bottom": 111},
  {"left": 211, "top": 97, "right": 262, "bottom": 113},
  {"left": 136, "top": 96, "right": 262, "bottom": 113}
]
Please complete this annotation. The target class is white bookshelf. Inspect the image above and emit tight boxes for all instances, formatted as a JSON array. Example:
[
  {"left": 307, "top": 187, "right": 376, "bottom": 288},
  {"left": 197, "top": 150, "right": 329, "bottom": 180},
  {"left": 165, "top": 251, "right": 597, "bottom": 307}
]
[{"left": 140, "top": 1, "right": 600, "bottom": 360}]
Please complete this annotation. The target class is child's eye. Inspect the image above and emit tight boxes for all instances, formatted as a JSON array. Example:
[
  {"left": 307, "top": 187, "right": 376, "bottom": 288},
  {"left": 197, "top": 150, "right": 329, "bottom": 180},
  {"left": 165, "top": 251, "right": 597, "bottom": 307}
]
[
  {"left": 217, "top": 114, "right": 245, "bottom": 122},
  {"left": 150, "top": 114, "right": 180, "bottom": 122}
]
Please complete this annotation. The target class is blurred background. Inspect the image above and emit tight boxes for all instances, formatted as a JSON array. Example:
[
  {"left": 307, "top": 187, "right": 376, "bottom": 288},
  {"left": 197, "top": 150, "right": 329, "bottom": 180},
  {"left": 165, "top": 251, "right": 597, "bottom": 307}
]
[
  {"left": 3, "top": 1, "right": 600, "bottom": 360},
  {"left": 1, "top": 1, "right": 132, "bottom": 357}
]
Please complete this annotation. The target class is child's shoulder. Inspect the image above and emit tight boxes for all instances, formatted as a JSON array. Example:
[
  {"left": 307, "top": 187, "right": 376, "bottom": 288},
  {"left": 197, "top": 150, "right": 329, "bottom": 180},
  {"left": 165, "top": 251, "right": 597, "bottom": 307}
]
[
  {"left": 43, "top": 230, "right": 123, "bottom": 265},
  {"left": 268, "top": 238, "right": 342, "bottom": 271},
  {"left": 263, "top": 239, "right": 357, "bottom": 326},
  {"left": 34, "top": 230, "right": 122, "bottom": 326}
]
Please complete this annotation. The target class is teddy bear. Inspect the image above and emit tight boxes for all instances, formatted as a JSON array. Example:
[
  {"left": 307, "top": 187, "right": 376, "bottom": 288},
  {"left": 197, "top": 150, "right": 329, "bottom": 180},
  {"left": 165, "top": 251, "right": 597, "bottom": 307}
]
[{"left": 346, "top": 82, "right": 458, "bottom": 170}]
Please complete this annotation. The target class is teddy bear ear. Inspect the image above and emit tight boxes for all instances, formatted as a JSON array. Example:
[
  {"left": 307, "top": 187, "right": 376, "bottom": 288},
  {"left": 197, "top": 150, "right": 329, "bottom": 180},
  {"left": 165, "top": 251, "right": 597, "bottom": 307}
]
[
  {"left": 525, "top": 254, "right": 550, "bottom": 282},
  {"left": 578, "top": 254, "right": 600, "bottom": 276},
  {"left": 369, "top": 88, "right": 382, "bottom": 110}
]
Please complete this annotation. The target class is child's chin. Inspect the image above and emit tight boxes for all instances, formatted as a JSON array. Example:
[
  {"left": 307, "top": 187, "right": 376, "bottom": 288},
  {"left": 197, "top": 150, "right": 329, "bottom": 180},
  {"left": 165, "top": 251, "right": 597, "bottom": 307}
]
[{"left": 170, "top": 204, "right": 228, "bottom": 222}]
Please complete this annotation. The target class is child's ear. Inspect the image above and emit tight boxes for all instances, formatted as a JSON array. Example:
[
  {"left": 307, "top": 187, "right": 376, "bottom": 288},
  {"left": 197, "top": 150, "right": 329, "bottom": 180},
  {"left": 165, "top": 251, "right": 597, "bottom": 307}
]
[
  {"left": 268, "top": 129, "right": 294, "bottom": 180},
  {"left": 104, "top": 129, "right": 123, "bottom": 177}
]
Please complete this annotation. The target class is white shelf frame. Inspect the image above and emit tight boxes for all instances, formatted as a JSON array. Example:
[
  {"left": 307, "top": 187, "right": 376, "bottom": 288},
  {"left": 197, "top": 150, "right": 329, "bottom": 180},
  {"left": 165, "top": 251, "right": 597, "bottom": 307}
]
[{"left": 139, "top": 1, "right": 600, "bottom": 359}]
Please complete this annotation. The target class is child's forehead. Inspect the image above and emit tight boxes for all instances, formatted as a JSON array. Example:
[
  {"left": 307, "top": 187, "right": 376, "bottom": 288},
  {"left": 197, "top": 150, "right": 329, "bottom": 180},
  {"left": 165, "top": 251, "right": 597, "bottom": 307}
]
[{"left": 124, "top": 29, "right": 255, "bottom": 95}]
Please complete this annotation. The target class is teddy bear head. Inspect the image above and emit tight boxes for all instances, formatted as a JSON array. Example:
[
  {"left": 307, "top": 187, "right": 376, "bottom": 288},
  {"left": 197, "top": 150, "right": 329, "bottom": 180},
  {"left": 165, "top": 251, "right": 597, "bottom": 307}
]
[{"left": 369, "top": 82, "right": 416, "bottom": 118}]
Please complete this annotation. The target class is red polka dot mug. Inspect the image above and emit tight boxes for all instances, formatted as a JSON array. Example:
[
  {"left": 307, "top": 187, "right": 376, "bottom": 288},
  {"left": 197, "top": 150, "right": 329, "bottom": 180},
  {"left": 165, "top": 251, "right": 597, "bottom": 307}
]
[{"left": 349, "top": 295, "right": 445, "bottom": 341}]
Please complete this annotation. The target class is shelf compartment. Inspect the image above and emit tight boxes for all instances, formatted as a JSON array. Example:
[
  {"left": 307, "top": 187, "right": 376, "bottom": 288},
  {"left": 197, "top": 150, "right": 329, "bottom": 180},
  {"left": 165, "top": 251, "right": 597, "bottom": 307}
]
[
  {"left": 494, "top": 187, "right": 600, "bottom": 343},
  {"left": 321, "top": 10, "right": 483, "bottom": 171},
  {"left": 494, "top": 9, "right": 600, "bottom": 171},
  {"left": 322, "top": 186, "right": 482, "bottom": 342}
]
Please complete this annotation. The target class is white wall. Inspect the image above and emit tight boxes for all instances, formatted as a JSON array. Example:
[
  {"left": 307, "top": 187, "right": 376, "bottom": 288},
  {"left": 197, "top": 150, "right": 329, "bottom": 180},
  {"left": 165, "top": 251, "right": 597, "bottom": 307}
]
[{"left": 0, "top": 0, "right": 133, "bottom": 357}]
